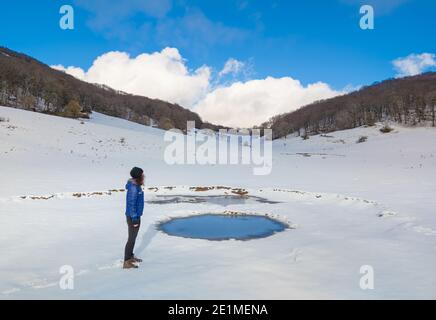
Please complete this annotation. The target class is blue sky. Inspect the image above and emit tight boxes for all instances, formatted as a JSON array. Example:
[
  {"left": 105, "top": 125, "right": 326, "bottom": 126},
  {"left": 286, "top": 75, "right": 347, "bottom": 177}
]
[
  {"left": 1, "top": 0, "right": 435, "bottom": 87},
  {"left": 1, "top": 0, "right": 436, "bottom": 126}
]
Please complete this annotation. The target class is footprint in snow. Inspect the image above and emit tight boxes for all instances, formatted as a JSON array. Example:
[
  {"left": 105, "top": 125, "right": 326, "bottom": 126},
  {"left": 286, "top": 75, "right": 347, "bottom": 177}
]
[{"left": 377, "top": 210, "right": 397, "bottom": 218}]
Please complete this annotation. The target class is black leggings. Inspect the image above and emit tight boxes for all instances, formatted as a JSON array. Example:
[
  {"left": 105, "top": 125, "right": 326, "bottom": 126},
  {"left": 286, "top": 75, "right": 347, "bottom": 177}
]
[{"left": 124, "top": 217, "right": 141, "bottom": 261}]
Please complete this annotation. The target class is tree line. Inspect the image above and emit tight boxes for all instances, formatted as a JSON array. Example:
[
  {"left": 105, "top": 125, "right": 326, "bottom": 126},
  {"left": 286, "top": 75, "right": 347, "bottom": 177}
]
[
  {"left": 0, "top": 47, "right": 224, "bottom": 132},
  {"left": 264, "top": 72, "right": 436, "bottom": 139}
]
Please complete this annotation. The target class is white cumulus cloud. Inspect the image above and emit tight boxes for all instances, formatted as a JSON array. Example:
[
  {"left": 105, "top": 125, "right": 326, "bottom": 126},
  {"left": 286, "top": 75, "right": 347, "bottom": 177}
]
[
  {"left": 53, "top": 49, "right": 342, "bottom": 128},
  {"left": 219, "top": 58, "right": 245, "bottom": 77},
  {"left": 52, "top": 65, "right": 86, "bottom": 80},
  {"left": 52, "top": 48, "right": 211, "bottom": 107},
  {"left": 393, "top": 53, "right": 436, "bottom": 77},
  {"left": 195, "top": 77, "right": 342, "bottom": 128}
]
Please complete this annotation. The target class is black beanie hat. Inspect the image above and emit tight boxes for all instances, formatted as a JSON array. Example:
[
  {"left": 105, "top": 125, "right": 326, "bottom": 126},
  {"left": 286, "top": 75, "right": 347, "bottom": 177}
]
[{"left": 130, "top": 167, "right": 144, "bottom": 180}]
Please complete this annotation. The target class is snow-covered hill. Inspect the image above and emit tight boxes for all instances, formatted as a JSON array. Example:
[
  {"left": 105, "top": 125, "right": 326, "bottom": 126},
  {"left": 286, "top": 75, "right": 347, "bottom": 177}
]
[{"left": 1, "top": 106, "right": 435, "bottom": 299}]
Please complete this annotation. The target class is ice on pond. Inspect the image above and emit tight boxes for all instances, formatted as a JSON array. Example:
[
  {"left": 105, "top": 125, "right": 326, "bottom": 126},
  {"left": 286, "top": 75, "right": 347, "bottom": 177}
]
[
  {"left": 147, "top": 195, "right": 280, "bottom": 206},
  {"left": 158, "top": 214, "right": 288, "bottom": 241}
]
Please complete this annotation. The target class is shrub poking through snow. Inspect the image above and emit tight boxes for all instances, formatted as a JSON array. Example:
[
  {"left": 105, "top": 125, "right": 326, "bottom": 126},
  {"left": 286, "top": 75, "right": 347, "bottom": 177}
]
[
  {"left": 380, "top": 124, "right": 394, "bottom": 134},
  {"left": 0, "top": 116, "right": 9, "bottom": 122},
  {"left": 191, "top": 186, "right": 215, "bottom": 192},
  {"left": 62, "top": 100, "right": 83, "bottom": 119},
  {"left": 357, "top": 136, "right": 368, "bottom": 143},
  {"left": 231, "top": 188, "right": 249, "bottom": 196},
  {"left": 301, "top": 133, "right": 310, "bottom": 140}
]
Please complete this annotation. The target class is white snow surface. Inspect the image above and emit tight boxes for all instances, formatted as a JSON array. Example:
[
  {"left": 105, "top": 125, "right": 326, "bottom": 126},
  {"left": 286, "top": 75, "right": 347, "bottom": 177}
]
[{"left": 0, "top": 106, "right": 435, "bottom": 299}]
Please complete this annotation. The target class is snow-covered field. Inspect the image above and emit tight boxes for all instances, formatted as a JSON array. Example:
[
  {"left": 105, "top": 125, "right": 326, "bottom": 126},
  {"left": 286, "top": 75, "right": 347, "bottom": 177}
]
[{"left": 1, "top": 106, "right": 435, "bottom": 299}]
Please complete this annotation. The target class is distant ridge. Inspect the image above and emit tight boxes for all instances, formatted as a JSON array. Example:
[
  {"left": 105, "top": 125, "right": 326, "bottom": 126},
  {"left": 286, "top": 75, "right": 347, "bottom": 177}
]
[
  {"left": 0, "top": 46, "right": 223, "bottom": 131},
  {"left": 3, "top": 46, "right": 435, "bottom": 137},
  {"left": 265, "top": 72, "right": 436, "bottom": 139}
]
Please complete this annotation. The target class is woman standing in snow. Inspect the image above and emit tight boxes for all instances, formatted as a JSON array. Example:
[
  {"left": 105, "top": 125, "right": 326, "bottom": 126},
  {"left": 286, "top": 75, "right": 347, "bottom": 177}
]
[{"left": 123, "top": 167, "right": 145, "bottom": 269}]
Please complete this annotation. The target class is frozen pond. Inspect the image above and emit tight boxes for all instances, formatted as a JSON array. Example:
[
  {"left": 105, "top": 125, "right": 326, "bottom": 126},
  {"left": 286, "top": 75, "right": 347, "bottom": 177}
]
[
  {"left": 146, "top": 195, "right": 280, "bottom": 206},
  {"left": 158, "top": 214, "right": 288, "bottom": 241}
]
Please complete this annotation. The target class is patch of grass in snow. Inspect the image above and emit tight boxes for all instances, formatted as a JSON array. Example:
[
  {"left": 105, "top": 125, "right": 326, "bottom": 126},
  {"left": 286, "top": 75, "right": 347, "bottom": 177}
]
[
  {"left": 301, "top": 133, "right": 310, "bottom": 140},
  {"left": 356, "top": 136, "right": 368, "bottom": 143},
  {"left": 189, "top": 186, "right": 248, "bottom": 196},
  {"left": 190, "top": 186, "right": 215, "bottom": 192},
  {"left": 380, "top": 124, "right": 394, "bottom": 134}
]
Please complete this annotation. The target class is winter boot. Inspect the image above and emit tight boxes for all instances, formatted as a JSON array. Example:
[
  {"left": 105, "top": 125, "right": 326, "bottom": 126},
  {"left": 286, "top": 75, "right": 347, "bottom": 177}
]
[{"left": 123, "top": 259, "right": 139, "bottom": 269}]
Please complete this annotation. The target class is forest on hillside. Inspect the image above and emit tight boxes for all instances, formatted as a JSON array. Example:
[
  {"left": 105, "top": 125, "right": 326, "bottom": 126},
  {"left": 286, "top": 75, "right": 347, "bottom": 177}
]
[
  {"left": 0, "top": 47, "right": 224, "bottom": 131},
  {"left": 2, "top": 47, "right": 436, "bottom": 137},
  {"left": 265, "top": 72, "right": 436, "bottom": 139}
]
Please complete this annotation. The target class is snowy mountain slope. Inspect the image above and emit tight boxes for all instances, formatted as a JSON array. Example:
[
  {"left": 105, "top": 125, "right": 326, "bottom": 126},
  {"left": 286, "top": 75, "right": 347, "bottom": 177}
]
[
  {"left": 1, "top": 106, "right": 435, "bottom": 299},
  {"left": 0, "top": 46, "right": 208, "bottom": 132}
]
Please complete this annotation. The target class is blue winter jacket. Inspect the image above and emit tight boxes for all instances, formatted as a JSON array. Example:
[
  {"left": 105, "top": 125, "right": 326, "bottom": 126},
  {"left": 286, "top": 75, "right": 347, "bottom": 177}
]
[{"left": 125, "top": 179, "right": 144, "bottom": 223}]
